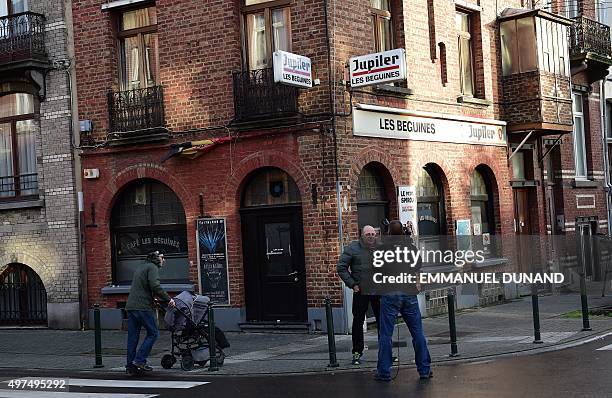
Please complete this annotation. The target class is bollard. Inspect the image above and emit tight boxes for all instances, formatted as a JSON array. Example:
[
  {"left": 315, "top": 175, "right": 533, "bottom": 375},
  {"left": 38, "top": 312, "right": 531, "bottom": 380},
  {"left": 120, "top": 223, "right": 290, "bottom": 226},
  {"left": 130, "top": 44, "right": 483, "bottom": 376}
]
[
  {"left": 531, "top": 294, "right": 543, "bottom": 344},
  {"left": 447, "top": 293, "right": 459, "bottom": 357},
  {"left": 207, "top": 302, "right": 219, "bottom": 371},
  {"left": 579, "top": 273, "right": 592, "bottom": 331},
  {"left": 324, "top": 297, "right": 339, "bottom": 368},
  {"left": 93, "top": 304, "right": 104, "bottom": 368}
]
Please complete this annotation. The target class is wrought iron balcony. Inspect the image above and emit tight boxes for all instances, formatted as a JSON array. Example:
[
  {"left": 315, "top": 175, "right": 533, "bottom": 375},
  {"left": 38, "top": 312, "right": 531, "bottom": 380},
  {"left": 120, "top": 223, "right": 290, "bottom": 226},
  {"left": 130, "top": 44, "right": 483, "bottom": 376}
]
[
  {"left": 569, "top": 16, "right": 612, "bottom": 60},
  {"left": 107, "top": 85, "right": 165, "bottom": 134},
  {"left": 232, "top": 68, "right": 299, "bottom": 123},
  {"left": 0, "top": 12, "right": 46, "bottom": 67}
]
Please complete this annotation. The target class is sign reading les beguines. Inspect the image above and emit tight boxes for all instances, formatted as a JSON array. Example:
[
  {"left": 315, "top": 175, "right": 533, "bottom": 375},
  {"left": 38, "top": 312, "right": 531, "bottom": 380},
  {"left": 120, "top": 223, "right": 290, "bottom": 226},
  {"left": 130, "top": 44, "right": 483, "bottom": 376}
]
[
  {"left": 196, "top": 218, "right": 230, "bottom": 306},
  {"left": 349, "top": 48, "right": 407, "bottom": 88},
  {"left": 273, "top": 50, "right": 313, "bottom": 88}
]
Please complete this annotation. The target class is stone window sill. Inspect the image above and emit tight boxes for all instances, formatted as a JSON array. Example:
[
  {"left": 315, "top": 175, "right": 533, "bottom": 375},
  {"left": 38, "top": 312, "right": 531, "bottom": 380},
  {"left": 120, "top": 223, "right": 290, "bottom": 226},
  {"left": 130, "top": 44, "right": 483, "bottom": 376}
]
[
  {"left": 572, "top": 179, "right": 599, "bottom": 188},
  {"left": 0, "top": 198, "right": 44, "bottom": 211},
  {"left": 101, "top": 284, "right": 194, "bottom": 295},
  {"left": 457, "top": 95, "right": 492, "bottom": 106}
]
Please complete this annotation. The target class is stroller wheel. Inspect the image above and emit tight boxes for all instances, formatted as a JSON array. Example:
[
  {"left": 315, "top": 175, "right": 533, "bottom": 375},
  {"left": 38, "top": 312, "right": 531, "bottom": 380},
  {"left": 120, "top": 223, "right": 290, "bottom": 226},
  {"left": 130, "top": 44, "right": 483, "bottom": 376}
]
[
  {"left": 181, "top": 354, "right": 194, "bottom": 371},
  {"left": 161, "top": 354, "right": 176, "bottom": 369}
]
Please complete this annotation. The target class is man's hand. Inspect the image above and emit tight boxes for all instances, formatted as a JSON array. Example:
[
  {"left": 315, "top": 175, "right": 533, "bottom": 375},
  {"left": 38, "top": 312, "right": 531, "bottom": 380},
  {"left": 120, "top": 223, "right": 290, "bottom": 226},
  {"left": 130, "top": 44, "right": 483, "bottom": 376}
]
[
  {"left": 168, "top": 298, "right": 176, "bottom": 308},
  {"left": 353, "top": 285, "right": 360, "bottom": 293}
]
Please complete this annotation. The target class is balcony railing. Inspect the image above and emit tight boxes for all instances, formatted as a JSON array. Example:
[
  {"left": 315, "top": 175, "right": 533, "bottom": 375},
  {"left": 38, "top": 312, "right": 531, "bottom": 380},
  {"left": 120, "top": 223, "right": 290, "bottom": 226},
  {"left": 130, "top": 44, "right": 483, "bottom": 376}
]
[
  {"left": 107, "top": 86, "right": 165, "bottom": 133},
  {"left": 569, "top": 16, "right": 612, "bottom": 59},
  {"left": 0, "top": 12, "right": 46, "bottom": 65},
  {"left": 232, "top": 68, "right": 299, "bottom": 122}
]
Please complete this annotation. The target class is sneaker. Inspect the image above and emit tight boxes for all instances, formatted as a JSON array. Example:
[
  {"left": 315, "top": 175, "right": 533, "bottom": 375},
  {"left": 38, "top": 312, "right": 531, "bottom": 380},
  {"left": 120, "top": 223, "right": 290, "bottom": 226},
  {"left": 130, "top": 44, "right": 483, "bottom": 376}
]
[
  {"left": 374, "top": 373, "right": 391, "bottom": 382},
  {"left": 392, "top": 356, "right": 398, "bottom": 363},
  {"left": 351, "top": 352, "right": 361, "bottom": 365},
  {"left": 419, "top": 371, "right": 433, "bottom": 380},
  {"left": 133, "top": 362, "right": 153, "bottom": 371}
]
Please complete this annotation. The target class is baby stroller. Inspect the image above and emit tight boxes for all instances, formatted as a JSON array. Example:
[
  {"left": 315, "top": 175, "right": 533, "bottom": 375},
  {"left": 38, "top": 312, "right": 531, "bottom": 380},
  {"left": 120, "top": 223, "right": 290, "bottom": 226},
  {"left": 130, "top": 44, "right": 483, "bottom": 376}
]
[{"left": 161, "top": 291, "right": 230, "bottom": 371}]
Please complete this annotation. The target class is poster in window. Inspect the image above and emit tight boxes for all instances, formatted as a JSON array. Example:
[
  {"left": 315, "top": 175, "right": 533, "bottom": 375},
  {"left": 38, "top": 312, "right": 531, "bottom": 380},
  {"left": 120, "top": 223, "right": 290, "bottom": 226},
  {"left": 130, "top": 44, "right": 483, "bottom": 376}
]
[{"left": 196, "top": 218, "right": 230, "bottom": 306}]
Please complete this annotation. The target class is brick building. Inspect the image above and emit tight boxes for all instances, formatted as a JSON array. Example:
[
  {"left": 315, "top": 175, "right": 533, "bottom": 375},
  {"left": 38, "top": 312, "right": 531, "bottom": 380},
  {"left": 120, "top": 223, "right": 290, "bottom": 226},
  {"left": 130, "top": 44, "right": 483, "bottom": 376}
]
[
  {"left": 0, "top": 0, "right": 82, "bottom": 328},
  {"left": 72, "top": 0, "right": 610, "bottom": 331}
]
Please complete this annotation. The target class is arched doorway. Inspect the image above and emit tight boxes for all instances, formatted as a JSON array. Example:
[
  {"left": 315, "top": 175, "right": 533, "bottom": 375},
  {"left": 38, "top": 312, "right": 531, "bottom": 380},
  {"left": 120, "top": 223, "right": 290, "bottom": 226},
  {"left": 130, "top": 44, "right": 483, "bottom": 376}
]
[
  {"left": 417, "top": 164, "right": 448, "bottom": 253},
  {"left": 240, "top": 167, "right": 307, "bottom": 322},
  {"left": 357, "top": 163, "right": 392, "bottom": 234},
  {"left": 0, "top": 263, "right": 47, "bottom": 326},
  {"left": 470, "top": 167, "right": 496, "bottom": 236},
  {"left": 110, "top": 179, "right": 189, "bottom": 285}
]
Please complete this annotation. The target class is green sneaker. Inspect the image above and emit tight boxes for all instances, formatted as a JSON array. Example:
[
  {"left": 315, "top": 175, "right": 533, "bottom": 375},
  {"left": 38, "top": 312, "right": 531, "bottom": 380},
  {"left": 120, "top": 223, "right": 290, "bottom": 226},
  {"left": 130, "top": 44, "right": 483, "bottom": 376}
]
[{"left": 351, "top": 352, "right": 361, "bottom": 365}]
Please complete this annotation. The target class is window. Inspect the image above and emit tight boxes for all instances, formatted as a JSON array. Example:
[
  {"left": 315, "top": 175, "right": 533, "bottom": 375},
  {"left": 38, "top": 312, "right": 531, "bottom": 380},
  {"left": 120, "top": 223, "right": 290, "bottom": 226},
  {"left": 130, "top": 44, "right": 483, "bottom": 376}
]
[
  {"left": 573, "top": 92, "right": 588, "bottom": 179},
  {"left": 111, "top": 180, "right": 189, "bottom": 285},
  {"left": 416, "top": 166, "right": 446, "bottom": 236},
  {"left": 456, "top": 11, "right": 475, "bottom": 96},
  {"left": 117, "top": 7, "right": 158, "bottom": 90},
  {"left": 243, "top": 1, "right": 291, "bottom": 70},
  {"left": 242, "top": 167, "right": 301, "bottom": 207},
  {"left": 564, "top": 0, "right": 579, "bottom": 19},
  {"left": 0, "top": 93, "right": 38, "bottom": 199},
  {"left": 357, "top": 164, "right": 389, "bottom": 233},
  {"left": 470, "top": 169, "right": 494, "bottom": 235},
  {"left": 371, "top": 0, "right": 393, "bottom": 52},
  {"left": 0, "top": 0, "right": 27, "bottom": 17}
]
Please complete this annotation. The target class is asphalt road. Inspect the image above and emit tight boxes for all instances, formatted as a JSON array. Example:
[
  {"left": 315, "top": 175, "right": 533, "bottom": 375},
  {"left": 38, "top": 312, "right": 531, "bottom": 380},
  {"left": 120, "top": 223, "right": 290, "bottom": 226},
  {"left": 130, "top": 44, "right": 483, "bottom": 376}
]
[{"left": 1, "top": 333, "right": 611, "bottom": 398}]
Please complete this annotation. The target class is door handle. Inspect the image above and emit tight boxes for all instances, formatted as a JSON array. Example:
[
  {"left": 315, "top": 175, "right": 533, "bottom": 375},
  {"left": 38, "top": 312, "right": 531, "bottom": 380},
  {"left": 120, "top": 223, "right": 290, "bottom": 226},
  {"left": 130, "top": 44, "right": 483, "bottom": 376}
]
[{"left": 288, "top": 271, "right": 298, "bottom": 282}]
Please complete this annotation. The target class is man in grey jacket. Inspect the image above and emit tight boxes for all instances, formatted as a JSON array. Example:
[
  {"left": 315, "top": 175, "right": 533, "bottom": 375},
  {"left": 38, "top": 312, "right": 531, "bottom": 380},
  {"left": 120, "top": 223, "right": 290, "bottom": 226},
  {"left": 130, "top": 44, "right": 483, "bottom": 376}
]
[{"left": 337, "top": 225, "right": 381, "bottom": 365}]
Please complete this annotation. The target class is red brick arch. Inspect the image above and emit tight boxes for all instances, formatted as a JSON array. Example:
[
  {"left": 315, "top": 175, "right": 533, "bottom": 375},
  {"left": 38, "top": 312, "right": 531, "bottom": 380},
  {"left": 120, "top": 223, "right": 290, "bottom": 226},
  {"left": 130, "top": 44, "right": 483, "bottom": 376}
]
[{"left": 349, "top": 148, "right": 401, "bottom": 189}]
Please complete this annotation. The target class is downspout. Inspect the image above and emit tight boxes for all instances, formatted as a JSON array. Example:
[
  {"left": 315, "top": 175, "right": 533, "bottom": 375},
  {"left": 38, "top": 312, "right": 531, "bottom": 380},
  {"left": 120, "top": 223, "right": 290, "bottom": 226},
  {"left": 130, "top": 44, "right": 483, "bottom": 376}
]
[{"left": 600, "top": 79, "right": 611, "bottom": 235}]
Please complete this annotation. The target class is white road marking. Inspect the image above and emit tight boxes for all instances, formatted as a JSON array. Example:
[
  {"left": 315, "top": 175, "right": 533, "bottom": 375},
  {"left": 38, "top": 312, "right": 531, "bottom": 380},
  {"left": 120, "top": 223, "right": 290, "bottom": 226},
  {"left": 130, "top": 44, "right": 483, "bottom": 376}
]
[
  {"left": 0, "top": 392, "right": 156, "bottom": 398},
  {"left": 596, "top": 343, "right": 612, "bottom": 351},
  {"left": 67, "top": 379, "right": 209, "bottom": 389}
]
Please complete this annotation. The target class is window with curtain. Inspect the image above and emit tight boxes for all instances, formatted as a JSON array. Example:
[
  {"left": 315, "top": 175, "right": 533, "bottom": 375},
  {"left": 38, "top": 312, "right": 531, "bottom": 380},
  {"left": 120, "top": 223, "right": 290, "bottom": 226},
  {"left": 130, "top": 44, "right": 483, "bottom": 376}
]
[
  {"left": 470, "top": 170, "right": 493, "bottom": 234},
  {"left": 370, "top": 0, "right": 393, "bottom": 52},
  {"left": 417, "top": 167, "right": 446, "bottom": 236},
  {"left": 244, "top": 1, "right": 291, "bottom": 70},
  {"left": 456, "top": 11, "right": 474, "bottom": 96},
  {"left": 0, "top": 93, "right": 38, "bottom": 199},
  {"left": 118, "top": 7, "right": 158, "bottom": 90},
  {"left": 572, "top": 92, "right": 588, "bottom": 179},
  {"left": 0, "top": 0, "right": 27, "bottom": 16}
]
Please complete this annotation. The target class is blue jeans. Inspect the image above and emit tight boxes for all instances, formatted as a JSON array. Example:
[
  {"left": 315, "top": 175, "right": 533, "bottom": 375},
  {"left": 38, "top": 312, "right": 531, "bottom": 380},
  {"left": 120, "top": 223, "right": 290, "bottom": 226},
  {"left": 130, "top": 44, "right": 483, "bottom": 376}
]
[
  {"left": 126, "top": 310, "right": 159, "bottom": 367},
  {"left": 377, "top": 293, "right": 431, "bottom": 377}
]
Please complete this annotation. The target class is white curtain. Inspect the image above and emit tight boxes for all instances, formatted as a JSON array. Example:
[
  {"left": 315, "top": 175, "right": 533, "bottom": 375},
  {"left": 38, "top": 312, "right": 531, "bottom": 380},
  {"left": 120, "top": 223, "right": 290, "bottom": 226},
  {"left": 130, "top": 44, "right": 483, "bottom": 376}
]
[
  {"left": 247, "top": 13, "right": 267, "bottom": 70},
  {"left": 16, "top": 119, "right": 36, "bottom": 196},
  {"left": 272, "top": 8, "right": 290, "bottom": 52},
  {"left": 0, "top": 123, "right": 14, "bottom": 197}
]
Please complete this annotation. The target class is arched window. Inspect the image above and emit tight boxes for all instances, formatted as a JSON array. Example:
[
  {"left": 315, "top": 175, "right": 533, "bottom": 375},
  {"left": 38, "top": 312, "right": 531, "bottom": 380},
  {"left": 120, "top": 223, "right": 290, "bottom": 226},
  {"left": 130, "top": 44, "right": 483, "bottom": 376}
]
[
  {"left": 111, "top": 180, "right": 188, "bottom": 285},
  {"left": 470, "top": 169, "right": 494, "bottom": 235},
  {"left": 242, "top": 167, "right": 301, "bottom": 207},
  {"left": 357, "top": 164, "right": 389, "bottom": 233},
  {"left": 417, "top": 166, "right": 446, "bottom": 236}
]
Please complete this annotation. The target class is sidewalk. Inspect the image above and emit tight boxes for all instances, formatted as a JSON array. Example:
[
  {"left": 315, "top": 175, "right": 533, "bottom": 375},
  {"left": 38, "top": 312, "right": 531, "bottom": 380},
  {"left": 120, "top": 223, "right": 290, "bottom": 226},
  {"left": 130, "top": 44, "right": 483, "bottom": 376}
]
[{"left": 1, "top": 292, "right": 612, "bottom": 376}]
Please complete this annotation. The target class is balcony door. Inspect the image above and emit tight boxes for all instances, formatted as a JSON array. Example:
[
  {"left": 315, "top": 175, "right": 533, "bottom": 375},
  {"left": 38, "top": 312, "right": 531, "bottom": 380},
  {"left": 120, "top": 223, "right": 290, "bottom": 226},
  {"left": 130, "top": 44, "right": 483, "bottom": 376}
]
[
  {"left": 0, "top": 0, "right": 27, "bottom": 17},
  {"left": 243, "top": 0, "right": 291, "bottom": 71},
  {"left": 117, "top": 6, "right": 158, "bottom": 90}
]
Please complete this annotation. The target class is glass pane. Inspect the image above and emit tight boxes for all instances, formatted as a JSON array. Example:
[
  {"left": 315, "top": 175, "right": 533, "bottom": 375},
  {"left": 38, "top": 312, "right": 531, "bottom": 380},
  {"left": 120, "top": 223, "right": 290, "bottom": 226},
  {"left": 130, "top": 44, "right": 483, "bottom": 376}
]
[
  {"left": 12, "top": 0, "right": 27, "bottom": 13},
  {"left": 517, "top": 17, "right": 537, "bottom": 72},
  {"left": 151, "top": 182, "right": 186, "bottom": 225},
  {"left": 455, "top": 12, "right": 469, "bottom": 33},
  {"left": 16, "top": 119, "right": 37, "bottom": 196},
  {"left": 371, "top": 0, "right": 390, "bottom": 11},
  {"left": 573, "top": 93, "right": 583, "bottom": 113},
  {"left": 242, "top": 168, "right": 301, "bottom": 207},
  {"left": 417, "top": 168, "right": 439, "bottom": 198},
  {"left": 0, "top": 2, "right": 7, "bottom": 17},
  {"left": 418, "top": 202, "right": 440, "bottom": 235},
  {"left": 471, "top": 170, "right": 487, "bottom": 196},
  {"left": 379, "top": 17, "right": 393, "bottom": 51},
  {"left": 512, "top": 151, "right": 525, "bottom": 180},
  {"left": 121, "top": 7, "right": 157, "bottom": 31},
  {"left": 357, "top": 167, "right": 387, "bottom": 202},
  {"left": 143, "top": 33, "right": 159, "bottom": 87},
  {"left": 246, "top": 12, "right": 268, "bottom": 70},
  {"left": 500, "top": 20, "right": 517, "bottom": 75},
  {"left": 264, "top": 222, "right": 292, "bottom": 276},
  {"left": 574, "top": 116, "right": 587, "bottom": 177},
  {"left": 0, "top": 123, "right": 14, "bottom": 197},
  {"left": 459, "top": 37, "right": 474, "bottom": 95},
  {"left": 0, "top": 93, "right": 34, "bottom": 118},
  {"left": 272, "top": 8, "right": 290, "bottom": 52},
  {"left": 245, "top": 0, "right": 272, "bottom": 4},
  {"left": 121, "top": 36, "right": 141, "bottom": 89}
]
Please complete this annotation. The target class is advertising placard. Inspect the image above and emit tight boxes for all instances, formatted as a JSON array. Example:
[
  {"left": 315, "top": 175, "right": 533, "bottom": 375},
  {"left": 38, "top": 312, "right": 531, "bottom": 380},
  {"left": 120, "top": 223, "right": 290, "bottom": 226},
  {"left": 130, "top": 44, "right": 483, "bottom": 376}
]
[
  {"left": 196, "top": 218, "right": 230, "bottom": 305},
  {"left": 273, "top": 50, "right": 313, "bottom": 88},
  {"left": 349, "top": 48, "right": 407, "bottom": 88},
  {"left": 397, "top": 185, "right": 419, "bottom": 236}
]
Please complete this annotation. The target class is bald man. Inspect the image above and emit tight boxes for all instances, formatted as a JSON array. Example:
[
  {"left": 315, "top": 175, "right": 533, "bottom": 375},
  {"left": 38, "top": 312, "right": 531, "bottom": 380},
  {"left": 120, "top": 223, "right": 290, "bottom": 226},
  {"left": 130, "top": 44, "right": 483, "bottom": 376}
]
[{"left": 337, "top": 225, "right": 381, "bottom": 365}]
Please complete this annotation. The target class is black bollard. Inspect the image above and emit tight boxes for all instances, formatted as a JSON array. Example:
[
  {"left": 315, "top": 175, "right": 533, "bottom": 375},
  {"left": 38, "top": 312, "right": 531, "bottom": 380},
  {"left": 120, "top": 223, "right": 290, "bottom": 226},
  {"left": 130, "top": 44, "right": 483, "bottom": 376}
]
[
  {"left": 579, "top": 273, "right": 592, "bottom": 331},
  {"left": 324, "top": 297, "right": 339, "bottom": 368},
  {"left": 93, "top": 304, "right": 104, "bottom": 368},
  {"left": 447, "top": 293, "right": 459, "bottom": 357},
  {"left": 208, "top": 302, "right": 219, "bottom": 371},
  {"left": 531, "top": 294, "right": 543, "bottom": 344}
]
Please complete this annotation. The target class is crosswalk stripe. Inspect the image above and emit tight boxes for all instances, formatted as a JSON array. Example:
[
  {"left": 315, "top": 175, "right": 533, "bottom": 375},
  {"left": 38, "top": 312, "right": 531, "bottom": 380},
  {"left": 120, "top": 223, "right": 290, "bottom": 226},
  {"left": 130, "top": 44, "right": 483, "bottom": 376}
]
[
  {"left": 596, "top": 343, "right": 612, "bottom": 351},
  {"left": 0, "top": 391, "right": 156, "bottom": 398},
  {"left": 67, "top": 379, "right": 209, "bottom": 389}
]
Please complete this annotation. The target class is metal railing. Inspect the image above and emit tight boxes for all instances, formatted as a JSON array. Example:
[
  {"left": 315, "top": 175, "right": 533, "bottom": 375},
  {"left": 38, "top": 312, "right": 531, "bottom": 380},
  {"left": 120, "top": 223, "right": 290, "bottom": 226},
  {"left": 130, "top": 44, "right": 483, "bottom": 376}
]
[
  {"left": 232, "top": 68, "right": 299, "bottom": 122},
  {"left": 0, "top": 280, "right": 47, "bottom": 326},
  {"left": 569, "top": 15, "right": 612, "bottom": 58},
  {"left": 0, "top": 173, "right": 38, "bottom": 198},
  {"left": 107, "top": 85, "right": 165, "bottom": 133},
  {"left": 0, "top": 12, "right": 46, "bottom": 64}
]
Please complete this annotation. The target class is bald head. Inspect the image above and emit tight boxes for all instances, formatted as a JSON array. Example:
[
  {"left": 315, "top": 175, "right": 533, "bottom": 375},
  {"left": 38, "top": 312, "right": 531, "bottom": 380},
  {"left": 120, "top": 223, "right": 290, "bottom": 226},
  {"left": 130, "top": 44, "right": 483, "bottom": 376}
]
[{"left": 361, "top": 225, "right": 377, "bottom": 247}]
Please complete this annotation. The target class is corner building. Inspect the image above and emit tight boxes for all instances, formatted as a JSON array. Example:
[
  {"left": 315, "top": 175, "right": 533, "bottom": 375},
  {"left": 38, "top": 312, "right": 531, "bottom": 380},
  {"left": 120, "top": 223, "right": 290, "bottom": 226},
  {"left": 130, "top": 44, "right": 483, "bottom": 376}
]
[{"left": 72, "top": 0, "right": 610, "bottom": 331}]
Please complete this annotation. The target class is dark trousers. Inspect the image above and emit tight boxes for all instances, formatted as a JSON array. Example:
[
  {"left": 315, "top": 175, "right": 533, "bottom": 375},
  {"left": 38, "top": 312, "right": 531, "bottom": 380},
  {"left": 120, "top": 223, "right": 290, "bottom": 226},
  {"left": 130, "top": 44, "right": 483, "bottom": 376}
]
[{"left": 352, "top": 292, "right": 380, "bottom": 355}]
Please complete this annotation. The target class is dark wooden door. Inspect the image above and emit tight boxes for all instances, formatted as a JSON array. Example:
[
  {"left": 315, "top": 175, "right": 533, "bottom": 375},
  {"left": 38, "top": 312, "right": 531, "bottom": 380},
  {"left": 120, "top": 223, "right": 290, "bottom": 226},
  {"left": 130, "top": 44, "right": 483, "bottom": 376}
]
[
  {"left": 514, "top": 189, "right": 532, "bottom": 235},
  {"left": 241, "top": 206, "right": 307, "bottom": 322}
]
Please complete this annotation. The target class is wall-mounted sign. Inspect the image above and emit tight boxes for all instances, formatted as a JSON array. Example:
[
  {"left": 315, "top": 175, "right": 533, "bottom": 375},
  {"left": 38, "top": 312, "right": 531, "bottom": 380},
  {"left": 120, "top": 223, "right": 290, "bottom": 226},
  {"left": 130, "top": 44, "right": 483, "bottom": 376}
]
[
  {"left": 397, "top": 185, "right": 419, "bottom": 236},
  {"left": 353, "top": 105, "right": 507, "bottom": 147},
  {"left": 349, "top": 48, "right": 407, "bottom": 88},
  {"left": 196, "top": 218, "right": 230, "bottom": 306},
  {"left": 273, "top": 50, "right": 312, "bottom": 88}
]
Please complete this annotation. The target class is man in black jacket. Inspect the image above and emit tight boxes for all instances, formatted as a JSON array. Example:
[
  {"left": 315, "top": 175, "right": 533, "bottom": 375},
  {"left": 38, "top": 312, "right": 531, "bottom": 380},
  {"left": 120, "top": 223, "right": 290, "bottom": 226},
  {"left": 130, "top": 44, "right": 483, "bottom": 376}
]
[{"left": 337, "top": 225, "right": 381, "bottom": 365}]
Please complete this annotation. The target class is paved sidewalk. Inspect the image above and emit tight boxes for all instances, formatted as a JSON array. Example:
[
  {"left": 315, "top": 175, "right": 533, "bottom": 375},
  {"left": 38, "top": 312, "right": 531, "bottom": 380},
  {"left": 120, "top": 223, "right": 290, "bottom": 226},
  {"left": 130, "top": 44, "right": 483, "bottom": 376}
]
[{"left": 1, "top": 292, "right": 612, "bottom": 376}]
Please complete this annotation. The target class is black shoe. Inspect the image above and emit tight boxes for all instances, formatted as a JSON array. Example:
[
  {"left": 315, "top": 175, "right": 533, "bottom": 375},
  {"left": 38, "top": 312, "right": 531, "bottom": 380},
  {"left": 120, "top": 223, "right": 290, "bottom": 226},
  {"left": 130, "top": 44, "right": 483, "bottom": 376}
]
[
  {"left": 134, "top": 362, "right": 153, "bottom": 371},
  {"left": 351, "top": 352, "right": 361, "bottom": 365},
  {"left": 374, "top": 373, "right": 391, "bottom": 382},
  {"left": 392, "top": 356, "right": 398, "bottom": 363},
  {"left": 419, "top": 371, "right": 433, "bottom": 380}
]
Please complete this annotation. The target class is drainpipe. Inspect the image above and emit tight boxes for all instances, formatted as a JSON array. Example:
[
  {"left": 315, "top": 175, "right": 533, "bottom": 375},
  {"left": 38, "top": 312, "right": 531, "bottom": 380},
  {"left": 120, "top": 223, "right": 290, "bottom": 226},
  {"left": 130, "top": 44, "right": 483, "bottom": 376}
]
[{"left": 600, "top": 79, "right": 612, "bottom": 236}]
